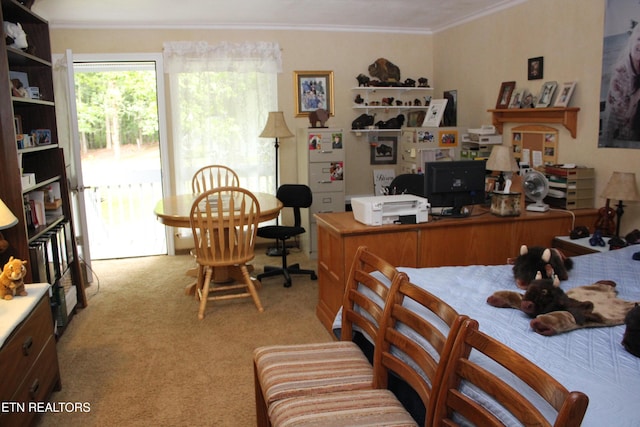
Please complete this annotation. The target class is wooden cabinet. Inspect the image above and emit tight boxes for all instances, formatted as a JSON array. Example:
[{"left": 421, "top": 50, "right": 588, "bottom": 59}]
[
  {"left": 314, "top": 208, "right": 599, "bottom": 332},
  {"left": 296, "top": 128, "right": 345, "bottom": 259},
  {"left": 0, "top": 0, "right": 86, "bottom": 326},
  {"left": 0, "top": 284, "right": 61, "bottom": 427}
]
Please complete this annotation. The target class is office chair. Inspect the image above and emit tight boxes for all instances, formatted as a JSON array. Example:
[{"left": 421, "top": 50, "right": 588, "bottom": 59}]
[
  {"left": 257, "top": 184, "right": 317, "bottom": 288},
  {"left": 387, "top": 173, "right": 425, "bottom": 196}
]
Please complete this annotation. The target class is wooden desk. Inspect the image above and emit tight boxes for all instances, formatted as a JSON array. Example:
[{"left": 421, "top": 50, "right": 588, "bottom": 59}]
[
  {"left": 154, "top": 192, "right": 282, "bottom": 292},
  {"left": 315, "top": 208, "right": 599, "bottom": 332}
]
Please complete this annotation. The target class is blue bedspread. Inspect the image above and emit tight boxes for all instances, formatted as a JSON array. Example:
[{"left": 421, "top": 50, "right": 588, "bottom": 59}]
[{"left": 333, "top": 245, "right": 640, "bottom": 426}]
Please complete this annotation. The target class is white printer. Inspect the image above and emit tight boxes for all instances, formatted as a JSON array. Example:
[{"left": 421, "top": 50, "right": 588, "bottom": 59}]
[{"left": 351, "top": 195, "right": 430, "bottom": 226}]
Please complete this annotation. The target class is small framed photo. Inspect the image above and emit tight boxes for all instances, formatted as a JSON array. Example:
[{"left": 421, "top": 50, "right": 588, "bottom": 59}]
[
  {"left": 32, "top": 129, "right": 52, "bottom": 145},
  {"left": 528, "top": 57, "right": 544, "bottom": 80},
  {"left": 520, "top": 90, "right": 536, "bottom": 108},
  {"left": 508, "top": 90, "right": 522, "bottom": 108},
  {"left": 553, "top": 81, "right": 577, "bottom": 107},
  {"left": 422, "top": 98, "right": 448, "bottom": 127},
  {"left": 14, "top": 115, "right": 22, "bottom": 134},
  {"left": 370, "top": 136, "right": 397, "bottom": 165},
  {"left": 495, "top": 81, "right": 516, "bottom": 109},
  {"left": 536, "top": 81, "right": 558, "bottom": 108},
  {"left": 439, "top": 130, "right": 459, "bottom": 147},
  {"left": 407, "top": 110, "right": 427, "bottom": 127},
  {"left": 294, "top": 70, "right": 334, "bottom": 117}
]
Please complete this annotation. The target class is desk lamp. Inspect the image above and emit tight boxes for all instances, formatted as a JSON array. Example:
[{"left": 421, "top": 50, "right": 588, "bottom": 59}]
[
  {"left": 600, "top": 171, "right": 640, "bottom": 237},
  {"left": 486, "top": 145, "right": 519, "bottom": 192},
  {"left": 0, "top": 198, "right": 19, "bottom": 253},
  {"left": 260, "top": 111, "right": 293, "bottom": 256}
]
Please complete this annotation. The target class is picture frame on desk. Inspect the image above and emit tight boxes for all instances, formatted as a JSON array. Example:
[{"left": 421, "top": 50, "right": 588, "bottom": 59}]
[{"left": 370, "top": 136, "right": 397, "bottom": 165}]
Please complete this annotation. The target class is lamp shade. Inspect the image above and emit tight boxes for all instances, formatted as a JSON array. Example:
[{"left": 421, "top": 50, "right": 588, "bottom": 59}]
[
  {"left": 259, "top": 111, "right": 293, "bottom": 139},
  {"left": 0, "top": 198, "right": 19, "bottom": 230},
  {"left": 601, "top": 172, "right": 640, "bottom": 201},
  {"left": 486, "top": 145, "right": 518, "bottom": 172}
]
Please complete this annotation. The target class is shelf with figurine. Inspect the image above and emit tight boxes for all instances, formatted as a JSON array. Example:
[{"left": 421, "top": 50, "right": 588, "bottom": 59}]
[{"left": 351, "top": 58, "right": 433, "bottom": 133}]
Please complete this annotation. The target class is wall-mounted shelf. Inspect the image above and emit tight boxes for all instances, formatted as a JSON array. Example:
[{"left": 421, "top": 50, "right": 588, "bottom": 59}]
[{"left": 488, "top": 107, "right": 580, "bottom": 138}]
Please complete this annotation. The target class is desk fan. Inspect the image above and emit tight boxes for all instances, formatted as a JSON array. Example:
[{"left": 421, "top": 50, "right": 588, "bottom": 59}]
[{"left": 523, "top": 170, "right": 550, "bottom": 212}]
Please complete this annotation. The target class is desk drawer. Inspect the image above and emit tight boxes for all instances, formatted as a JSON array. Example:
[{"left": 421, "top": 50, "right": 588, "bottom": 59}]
[
  {"left": 309, "top": 162, "right": 344, "bottom": 192},
  {"left": 0, "top": 295, "right": 54, "bottom": 402}
]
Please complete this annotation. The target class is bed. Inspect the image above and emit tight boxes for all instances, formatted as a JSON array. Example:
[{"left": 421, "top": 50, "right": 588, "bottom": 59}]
[{"left": 333, "top": 244, "right": 640, "bottom": 427}]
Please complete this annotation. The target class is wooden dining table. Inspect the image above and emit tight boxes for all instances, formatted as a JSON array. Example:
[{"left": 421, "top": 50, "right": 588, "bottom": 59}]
[{"left": 154, "top": 192, "right": 283, "bottom": 294}]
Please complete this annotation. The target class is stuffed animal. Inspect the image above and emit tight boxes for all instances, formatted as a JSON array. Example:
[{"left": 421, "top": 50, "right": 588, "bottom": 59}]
[
  {"left": 509, "top": 245, "right": 573, "bottom": 289},
  {"left": 0, "top": 257, "right": 28, "bottom": 300},
  {"left": 622, "top": 304, "right": 640, "bottom": 357},
  {"left": 487, "top": 279, "right": 637, "bottom": 336},
  {"left": 3, "top": 21, "right": 28, "bottom": 50}
]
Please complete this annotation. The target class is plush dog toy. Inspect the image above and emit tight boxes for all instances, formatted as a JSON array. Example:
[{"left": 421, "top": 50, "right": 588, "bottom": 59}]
[
  {"left": 487, "top": 279, "right": 637, "bottom": 336},
  {"left": 622, "top": 304, "right": 640, "bottom": 357},
  {"left": 509, "top": 245, "right": 573, "bottom": 289},
  {"left": 0, "top": 257, "right": 28, "bottom": 300}
]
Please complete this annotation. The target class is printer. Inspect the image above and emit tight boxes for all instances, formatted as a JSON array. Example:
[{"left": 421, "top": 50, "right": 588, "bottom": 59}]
[{"left": 351, "top": 195, "right": 430, "bottom": 226}]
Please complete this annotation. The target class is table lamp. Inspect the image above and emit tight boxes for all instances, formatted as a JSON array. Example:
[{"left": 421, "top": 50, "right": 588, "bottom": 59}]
[
  {"left": 486, "top": 145, "right": 519, "bottom": 192},
  {"left": 600, "top": 171, "right": 640, "bottom": 237},
  {"left": 0, "top": 198, "right": 19, "bottom": 253},
  {"left": 260, "top": 111, "right": 293, "bottom": 256}
]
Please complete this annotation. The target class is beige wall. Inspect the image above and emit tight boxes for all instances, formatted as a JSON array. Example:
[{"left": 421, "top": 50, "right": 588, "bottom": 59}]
[{"left": 50, "top": 0, "right": 640, "bottom": 234}]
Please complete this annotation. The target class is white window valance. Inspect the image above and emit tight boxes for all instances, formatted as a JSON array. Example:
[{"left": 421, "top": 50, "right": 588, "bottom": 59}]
[{"left": 162, "top": 41, "right": 282, "bottom": 74}]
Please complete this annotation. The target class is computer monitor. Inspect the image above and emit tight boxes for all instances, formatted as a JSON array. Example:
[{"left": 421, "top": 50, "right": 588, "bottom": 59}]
[{"left": 424, "top": 159, "right": 487, "bottom": 217}]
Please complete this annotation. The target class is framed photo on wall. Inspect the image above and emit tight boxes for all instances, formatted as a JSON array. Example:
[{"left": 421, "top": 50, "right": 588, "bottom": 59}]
[
  {"left": 370, "top": 136, "right": 397, "bottom": 165},
  {"left": 528, "top": 57, "right": 544, "bottom": 80},
  {"left": 294, "top": 70, "right": 334, "bottom": 117}
]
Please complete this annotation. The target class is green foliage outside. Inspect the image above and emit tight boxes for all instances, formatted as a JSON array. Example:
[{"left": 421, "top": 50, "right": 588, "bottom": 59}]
[{"left": 74, "top": 70, "right": 159, "bottom": 152}]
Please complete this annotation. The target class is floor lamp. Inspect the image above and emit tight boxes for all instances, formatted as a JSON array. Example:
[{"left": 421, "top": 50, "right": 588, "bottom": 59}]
[{"left": 260, "top": 111, "right": 294, "bottom": 256}]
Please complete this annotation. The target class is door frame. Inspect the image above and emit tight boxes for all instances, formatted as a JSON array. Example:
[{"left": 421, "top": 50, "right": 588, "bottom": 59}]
[{"left": 62, "top": 52, "right": 174, "bottom": 260}]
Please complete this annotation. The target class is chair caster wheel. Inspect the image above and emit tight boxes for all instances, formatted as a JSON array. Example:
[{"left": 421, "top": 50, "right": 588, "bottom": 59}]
[
  {"left": 311, "top": 273, "right": 318, "bottom": 280},
  {"left": 284, "top": 282, "right": 292, "bottom": 288}
]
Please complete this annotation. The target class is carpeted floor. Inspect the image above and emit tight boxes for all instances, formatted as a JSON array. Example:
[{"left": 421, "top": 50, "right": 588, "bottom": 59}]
[{"left": 36, "top": 248, "right": 332, "bottom": 427}]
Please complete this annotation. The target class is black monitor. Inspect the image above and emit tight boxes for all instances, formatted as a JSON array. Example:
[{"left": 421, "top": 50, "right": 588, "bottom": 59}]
[{"left": 424, "top": 159, "right": 487, "bottom": 217}]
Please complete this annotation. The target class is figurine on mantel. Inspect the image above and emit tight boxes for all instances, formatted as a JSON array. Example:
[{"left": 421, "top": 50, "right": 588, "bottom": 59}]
[{"left": 0, "top": 257, "right": 28, "bottom": 300}]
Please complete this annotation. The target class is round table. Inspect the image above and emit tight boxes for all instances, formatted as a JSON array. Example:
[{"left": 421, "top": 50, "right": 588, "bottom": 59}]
[
  {"left": 154, "top": 192, "right": 282, "bottom": 228},
  {"left": 154, "top": 192, "right": 282, "bottom": 294}
]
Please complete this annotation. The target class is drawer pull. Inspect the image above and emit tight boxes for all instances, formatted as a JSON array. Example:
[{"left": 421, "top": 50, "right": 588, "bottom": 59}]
[
  {"left": 29, "top": 379, "right": 40, "bottom": 399},
  {"left": 319, "top": 150, "right": 333, "bottom": 154},
  {"left": 317, "top": 180, "right": 332, "bottom": 184},
  {"left": 22, "top": 336, "right": 33, "bottom": 356}
]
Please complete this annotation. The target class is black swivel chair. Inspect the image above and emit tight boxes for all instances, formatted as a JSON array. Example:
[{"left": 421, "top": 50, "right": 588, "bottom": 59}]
[
  {"left": 388, "top": 173, "right": 425, "bottom": 196},
  {"left": 257, "top": 184, "right": 318, "bottom": 287}
]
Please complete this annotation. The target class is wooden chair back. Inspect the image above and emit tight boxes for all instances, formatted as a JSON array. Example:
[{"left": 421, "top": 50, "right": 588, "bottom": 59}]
[
  {"left": 190, "top": 187, "right": 260, "bottom": 268},
  {"left": 192, "top": 165, "right": 240, "bottom": 193},
  {"left": 340, "top": 245, "right": 401, "bottom": 347},
  {"left": 432, "top": 318, "right": 589, "bottom": 427},
  {"left": 372, "top": 273, "right": 467, "bottom": 427}
]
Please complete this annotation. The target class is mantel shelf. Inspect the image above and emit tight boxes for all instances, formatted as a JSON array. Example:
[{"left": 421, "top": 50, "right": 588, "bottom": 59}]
[{"left": 488, "top": 107, "right": 580, "bottom": 138}]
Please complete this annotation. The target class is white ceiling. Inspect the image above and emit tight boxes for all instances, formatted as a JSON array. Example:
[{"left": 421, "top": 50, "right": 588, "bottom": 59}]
[{"left": 31, "top": 0, "right": 525, "bottom": 34}]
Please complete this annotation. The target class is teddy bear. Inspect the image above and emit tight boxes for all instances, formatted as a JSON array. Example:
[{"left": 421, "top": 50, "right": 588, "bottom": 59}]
[
  {"left": 509, "top": 244, "right": 573, "bottom": 289},
  {"left": 0, "top": 257, "right": 28, "bottom": 300}
]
